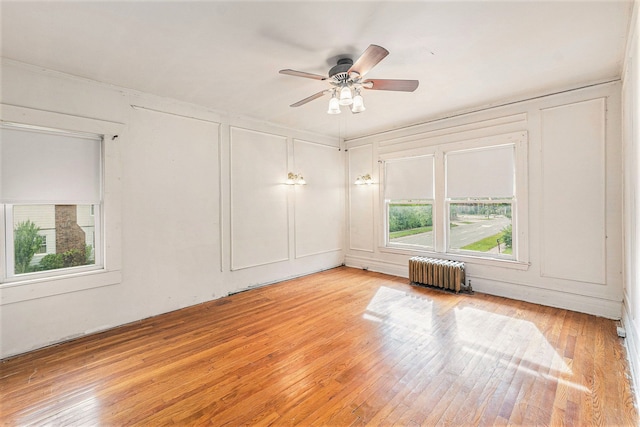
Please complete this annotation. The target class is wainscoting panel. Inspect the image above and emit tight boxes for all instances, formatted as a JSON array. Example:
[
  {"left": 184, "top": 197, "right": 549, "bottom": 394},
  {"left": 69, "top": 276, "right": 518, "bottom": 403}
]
[
  {"left": 540, "top": 98, "right": 606, "bottom": 285},
  {"left": 348, "top": 144, "right": 375, "bottom": 252},
  {"left": 230, "top": 127, "right": 289, "bottom": 270},
  {"left": 293, "top": 139, "right": 343, "bottom": 258}
]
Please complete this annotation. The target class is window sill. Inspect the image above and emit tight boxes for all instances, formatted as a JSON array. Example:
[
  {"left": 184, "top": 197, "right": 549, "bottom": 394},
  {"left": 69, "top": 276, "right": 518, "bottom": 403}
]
[
  {"left": 0, "top": 269, "right": 122, "bottom": 305},
  {"left": 378, "top": 246, "right": 530, "bottom": 271}
]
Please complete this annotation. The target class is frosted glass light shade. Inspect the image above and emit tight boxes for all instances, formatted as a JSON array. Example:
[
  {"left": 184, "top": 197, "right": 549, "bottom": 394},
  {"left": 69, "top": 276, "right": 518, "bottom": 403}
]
[
  {"left": 339, "top": 86, "right": 353, "bottom": 106},
  {"left": 352, "top": 94, "right": 366, "bottom": 113},
  {"left": 327, "top": 97, "right": 341, "bottom": 114}
]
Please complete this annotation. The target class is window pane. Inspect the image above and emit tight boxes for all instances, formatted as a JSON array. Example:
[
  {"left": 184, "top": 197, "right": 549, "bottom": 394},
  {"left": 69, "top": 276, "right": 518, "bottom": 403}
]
[
  {"left": 388, "top": 203, "right": 433, "bottom": 248},
  {"left": 449, "top": 202, "right": 512, "bottom": 256},
  {"left": 13, "top": 204, "right": 96, "bottom": 275}
]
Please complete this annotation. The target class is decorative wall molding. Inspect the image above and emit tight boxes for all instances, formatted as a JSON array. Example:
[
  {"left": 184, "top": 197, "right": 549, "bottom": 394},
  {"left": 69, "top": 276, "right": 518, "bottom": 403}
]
[
  {"left": 293, "top": 139, "right": 344, "bottom": 259},
  {"left": 347, "top": 145, "right": 375, "bottom": 253},
  {"left": 378, "top": 113, "right": 527, "bottom": 147},
  {"left": 229, "top": 127, "right": 290, "bottom": 271},
  {"left": 622, "top": 301, "right": 640, "bottom": 408}
]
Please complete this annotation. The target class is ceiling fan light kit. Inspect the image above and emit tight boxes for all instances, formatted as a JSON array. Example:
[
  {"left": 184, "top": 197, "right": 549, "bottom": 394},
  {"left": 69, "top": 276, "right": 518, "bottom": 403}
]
[
  {"left": 280, "top": 44, "right": 419, "bottom": 115},
  {"left": 339, "top": 85, "right": 353, "bottom": 106},
  {"left": 327, "top": 91, "right": 341, "bottom": 114},
  {"left": 352, "top": 88, "right": 366, "bottom": 113}
]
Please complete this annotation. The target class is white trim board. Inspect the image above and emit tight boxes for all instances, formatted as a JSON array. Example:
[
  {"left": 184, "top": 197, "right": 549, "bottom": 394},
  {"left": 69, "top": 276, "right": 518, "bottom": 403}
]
[{"left": 622, "top": 301, "right": 640, "bottom": 410}]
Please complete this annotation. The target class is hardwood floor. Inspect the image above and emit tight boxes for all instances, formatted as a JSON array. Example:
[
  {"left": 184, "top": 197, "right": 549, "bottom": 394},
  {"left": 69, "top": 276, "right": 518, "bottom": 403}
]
[{"left": 1, "top": 267, "right": 637, "bottom": 426}]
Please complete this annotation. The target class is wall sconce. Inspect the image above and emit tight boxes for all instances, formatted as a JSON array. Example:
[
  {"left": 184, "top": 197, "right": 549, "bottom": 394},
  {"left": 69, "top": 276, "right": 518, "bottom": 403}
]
[
  {"left": 354, "top": 173, "right": 374, "bottom": 185},
  {"left": 286, "top": 172, "right": 306, "bottom": 185}
]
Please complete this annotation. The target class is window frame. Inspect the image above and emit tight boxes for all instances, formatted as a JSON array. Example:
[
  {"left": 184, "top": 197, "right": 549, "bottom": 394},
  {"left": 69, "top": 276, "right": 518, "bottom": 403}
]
[
  {"left": 1, "top": 122, "right": 104, "bottom": 281},
  {"left": 378, "top": 131, "right": 528, "bottom": 268},
  {"left": 0, "top": 104, "right": 122, "bottom": 304}
]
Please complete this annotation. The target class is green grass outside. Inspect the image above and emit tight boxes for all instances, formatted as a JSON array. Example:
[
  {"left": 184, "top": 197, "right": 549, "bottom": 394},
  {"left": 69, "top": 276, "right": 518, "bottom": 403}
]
[
  {"left": 389, "top": 226, "right": 432, "bottom": 239},
  {"left": 461, "top": 231, "right": 512, "bottom": 254}
]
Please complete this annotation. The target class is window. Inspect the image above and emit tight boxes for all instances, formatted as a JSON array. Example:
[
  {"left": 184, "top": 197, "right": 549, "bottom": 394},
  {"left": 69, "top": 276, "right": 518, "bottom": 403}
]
[
  {"left": 381, "top": 133, "right": 524, "bottom": 263},
  {"left": 445, "top": 144, "right": 515, "bottom": 259},
  {"left": 36, "top": 235, "right": 47, "bottom": 254},
  {"left": 384, "top": 155, "right": 434, "bottom": 250},
  {"left": 1, "top": 123, "right": 103, "bottom": 280}
]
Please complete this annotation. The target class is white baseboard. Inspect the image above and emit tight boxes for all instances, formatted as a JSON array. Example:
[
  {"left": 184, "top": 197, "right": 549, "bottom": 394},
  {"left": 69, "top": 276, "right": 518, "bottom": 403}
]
[
  {"left": 345, "top": 254, "right": 409, "bottom": 278},
  {"left": 468, "top": 276, "right": 621, "bottom": 319},
  {"left": 345, "top": 255, "right": 622, "bottom": 319}
]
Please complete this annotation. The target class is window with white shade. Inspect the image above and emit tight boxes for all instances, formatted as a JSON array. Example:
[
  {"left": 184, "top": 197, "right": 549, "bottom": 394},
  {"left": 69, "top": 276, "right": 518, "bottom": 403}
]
[
  {"left": 384, "top": 155, "right": 435, "bottom": 250},
  {"left": 1, "top": 123, "right": 103, "bottom": 279},
  {"left": 381, "top": 132, "right": 525, "bottom": 263},
  {"left": 446, "top": 144, "right": 515, "bottom": 259}
]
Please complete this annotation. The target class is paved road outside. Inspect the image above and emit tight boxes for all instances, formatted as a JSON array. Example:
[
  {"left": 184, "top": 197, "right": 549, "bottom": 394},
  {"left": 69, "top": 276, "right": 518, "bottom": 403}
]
[{"left": 390, "top": 215, "right": 510, "bottom": 250}]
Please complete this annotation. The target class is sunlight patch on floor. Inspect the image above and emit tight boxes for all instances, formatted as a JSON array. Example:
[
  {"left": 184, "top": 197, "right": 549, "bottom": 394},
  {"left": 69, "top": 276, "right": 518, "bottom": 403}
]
[
  {"left": 364, "top": 286, "right": 434, "bottom": 336},
  {"left": 455, "top": 306, "right": 571, "bottom": 376}
]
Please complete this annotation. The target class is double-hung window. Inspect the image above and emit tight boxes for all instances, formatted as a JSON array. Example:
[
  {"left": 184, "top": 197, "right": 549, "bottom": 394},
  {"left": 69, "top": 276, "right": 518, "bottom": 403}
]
[
  {"left": 381, "top": 131, "right": 524, "bottom": 263},
  {"left": 384, "top": 155, "right": 435, "bottom": 251},
  {"left": 1, "top": 123, "right": 103, "bottom": 280},
  {"left": 445, "top": 144, "right": 516, "bottom": 259}
]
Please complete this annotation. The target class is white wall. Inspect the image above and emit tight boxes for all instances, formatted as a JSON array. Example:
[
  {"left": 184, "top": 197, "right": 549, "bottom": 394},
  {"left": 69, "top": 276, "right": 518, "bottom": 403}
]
[
  {"left": 0, "top": 55, "right": 630, "bottom": 360},
  {"left": 345, "top": 82, "right": 623, "bottom": 319},
  {"left": 622, "top": 0, "right": 640, "bottom": 402},
  {"left": 0, "top": 61, "right": 344, "bottom": 358}
]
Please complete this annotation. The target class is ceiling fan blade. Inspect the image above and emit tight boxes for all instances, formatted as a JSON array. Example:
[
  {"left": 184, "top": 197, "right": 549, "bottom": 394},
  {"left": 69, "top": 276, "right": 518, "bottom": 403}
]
[
  {"left": 290, "top": 90, "right": 328, "bottom": 107},
  {"left": 348, "top": 45, "right": 389, "bottom": 77},
  {"left": 279, "top": 69, "right": 327, "bottom": 81},
  {"left": 363, "top": 79, "right": 419, "bottom": 92}
]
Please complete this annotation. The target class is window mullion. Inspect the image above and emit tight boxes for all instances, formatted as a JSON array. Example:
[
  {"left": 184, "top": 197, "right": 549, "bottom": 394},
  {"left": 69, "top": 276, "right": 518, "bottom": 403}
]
[{"left": 433, "top": 149, "right": 446, "bottom": 253}]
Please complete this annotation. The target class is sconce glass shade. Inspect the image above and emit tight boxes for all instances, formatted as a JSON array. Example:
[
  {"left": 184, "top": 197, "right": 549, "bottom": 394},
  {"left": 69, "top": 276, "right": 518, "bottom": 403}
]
[
  {"left": 355, "top": 173, "right": 373, "bottom": 185},
  {"left": 286, "top": 172, "right": 306, "bottom": 185},
  {"left": 327, "top": 96, "right": 341, "bottom": 114},
  {"left": 339, "top": 85, "right": 353, "bottom": 106},
  {"left": 352, "top": 93, "right": 366, "bottom": 113}
]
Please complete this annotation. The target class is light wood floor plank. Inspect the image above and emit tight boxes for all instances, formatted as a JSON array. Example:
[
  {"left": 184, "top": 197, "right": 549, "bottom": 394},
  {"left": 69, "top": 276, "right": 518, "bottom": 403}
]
[{"left": 0, "top": 267, "right": 637, "bottom": 426}]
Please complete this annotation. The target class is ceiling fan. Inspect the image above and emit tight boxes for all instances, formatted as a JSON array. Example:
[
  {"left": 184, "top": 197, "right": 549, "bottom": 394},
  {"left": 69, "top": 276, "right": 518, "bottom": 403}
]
[{"left": 279, "top": 44, "right": 419, "bottom": 114}]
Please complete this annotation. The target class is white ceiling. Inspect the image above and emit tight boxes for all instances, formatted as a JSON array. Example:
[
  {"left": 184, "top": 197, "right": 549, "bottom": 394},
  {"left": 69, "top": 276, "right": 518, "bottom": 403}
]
[{"left": 0, "top": 1, "right": 632, "bottom": 140}]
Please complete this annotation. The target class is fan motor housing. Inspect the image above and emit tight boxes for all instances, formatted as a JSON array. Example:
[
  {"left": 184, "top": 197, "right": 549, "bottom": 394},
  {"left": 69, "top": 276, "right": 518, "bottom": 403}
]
[{"left": 329, "top": 58, "right": 353, "bottom": 82}]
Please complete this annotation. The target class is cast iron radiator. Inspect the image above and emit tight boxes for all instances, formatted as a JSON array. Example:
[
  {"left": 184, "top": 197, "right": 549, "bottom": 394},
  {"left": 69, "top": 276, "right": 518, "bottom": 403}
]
[{"left": 409, "top": 256, "right": 466, "bottom": 293}]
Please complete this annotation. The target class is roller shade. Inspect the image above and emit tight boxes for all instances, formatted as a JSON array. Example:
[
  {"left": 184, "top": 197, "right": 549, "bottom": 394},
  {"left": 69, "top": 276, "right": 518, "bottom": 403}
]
[
  {"left": 446, "top": 144, "right": 514, "bottom": 199},
  {"left": 385, "top": 155, "right": 434, "bottom": 200},
  {"left": 1, "top": 125, "right": 102, "bottom": 203}
]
